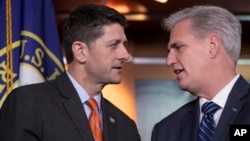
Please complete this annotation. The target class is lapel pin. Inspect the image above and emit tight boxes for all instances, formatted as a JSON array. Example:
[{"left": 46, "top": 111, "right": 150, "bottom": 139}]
[
  {"left": 232, "top": 108, "right": 238, "bottom": 112},
  {"left": 109, "top": 116, "right": 115, "bottom": 123}
]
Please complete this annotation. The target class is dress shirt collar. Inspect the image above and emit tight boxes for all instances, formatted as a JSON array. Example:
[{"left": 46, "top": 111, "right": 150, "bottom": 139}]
[
  {"left": 66, "top": 71, "right": 102, "bottom": 111},
  {"left": 200, "top": 73, "right": 240, "bottom": 108}
]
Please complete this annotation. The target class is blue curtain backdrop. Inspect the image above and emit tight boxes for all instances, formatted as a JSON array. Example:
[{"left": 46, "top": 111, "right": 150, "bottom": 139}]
[{"left": 0, "top": 0, "right": 65, "bottom": 107}]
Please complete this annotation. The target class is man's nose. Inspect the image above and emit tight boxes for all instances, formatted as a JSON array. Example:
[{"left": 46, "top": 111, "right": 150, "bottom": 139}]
[{"left": 166, "top": 51, "right": 177, "bottom": 67}]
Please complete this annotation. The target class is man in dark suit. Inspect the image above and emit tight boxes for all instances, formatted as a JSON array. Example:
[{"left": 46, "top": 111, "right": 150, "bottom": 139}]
[
  {"left": 0, "top": 4, "right": 140, "bottom": 141},
  {"left": 151, "top": 5, "right": 250, "bottom": 141}
]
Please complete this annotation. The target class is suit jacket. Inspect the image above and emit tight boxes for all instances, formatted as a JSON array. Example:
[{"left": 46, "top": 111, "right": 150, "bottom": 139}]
[
  {"left": 0, "top": 72, "right": 141, "bottom": 141},
  {"left": 151, "top": 75, "right": 250, "bottom": 141}
]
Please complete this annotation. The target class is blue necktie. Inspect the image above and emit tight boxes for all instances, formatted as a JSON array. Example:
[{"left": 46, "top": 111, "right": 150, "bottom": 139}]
[{"left": 198, "top": 102, "right": 220, "bottom": 141}]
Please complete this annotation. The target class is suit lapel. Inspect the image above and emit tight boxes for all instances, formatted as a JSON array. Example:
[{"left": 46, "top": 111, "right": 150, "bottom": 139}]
[
  {"left": 102, "top": 98, "right": 116, "bottom": 141},
  {"left": 62, "top": 98, "right": 94, "bottom": 141},
  {"left": 181, "top": 99, "right": 200, "bottom": 141},
  {"left": 56, "top": 72, "right": 94, "bottom": 141},
  {"left": 213, "top": 75, "right": 249, "bottom": 141}
]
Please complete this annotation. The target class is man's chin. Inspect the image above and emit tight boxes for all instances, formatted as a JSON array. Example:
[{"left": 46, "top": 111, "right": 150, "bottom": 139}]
[
  {"left": 111, "top": 80, "right": 121, "bottom": 84},
  {"left": 111, "top": 78, "right": 122, "bottom": 84},
  {"left": 105, "top": 77, "right": 121, "bottom": 84},
  {"left": 179, "top": 83, "right": 187, "bottom": 91}
]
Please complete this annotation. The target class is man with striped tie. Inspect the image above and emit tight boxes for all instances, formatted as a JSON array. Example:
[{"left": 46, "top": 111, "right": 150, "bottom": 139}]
[{"left": 151, "top": 5, "right": 250, "bottom": 141}]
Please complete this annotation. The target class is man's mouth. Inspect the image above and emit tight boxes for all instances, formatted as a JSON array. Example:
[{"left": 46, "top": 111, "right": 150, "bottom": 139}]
[
  {"left": 174, "top": 69, "right": 184, "bottom": 74},
  {"left": 113, "top": 66, "right": 122, "bottom": 69}
]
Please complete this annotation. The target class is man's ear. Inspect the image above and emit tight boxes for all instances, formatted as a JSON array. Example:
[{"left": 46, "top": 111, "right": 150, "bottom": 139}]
[
  {"left": 209, "top": 34, "right": 220, "bottom": 58},
  {"left": 72, "top": 41, "right": 88, "bottom": 63}
]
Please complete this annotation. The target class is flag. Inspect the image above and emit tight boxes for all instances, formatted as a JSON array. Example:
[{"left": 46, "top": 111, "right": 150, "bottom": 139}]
[{"left": 0, "top": 0, "right": 65, "bottom": 107}]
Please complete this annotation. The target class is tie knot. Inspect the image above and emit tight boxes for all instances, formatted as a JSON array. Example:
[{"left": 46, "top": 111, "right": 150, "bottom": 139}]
[
  {"left": 202, "top": 102, "right": 220, "bottom": 115},
  {"left": 87, "top": 98, "right": 98, "bottom": 111}
]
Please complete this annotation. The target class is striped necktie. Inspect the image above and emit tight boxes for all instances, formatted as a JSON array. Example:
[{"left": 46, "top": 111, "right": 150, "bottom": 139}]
[
  {"left": 87, "top": 98, "right": 103, "bottom": 141},
  {"left": 198, "top": 101, "right": 220, "bottom": 141}
]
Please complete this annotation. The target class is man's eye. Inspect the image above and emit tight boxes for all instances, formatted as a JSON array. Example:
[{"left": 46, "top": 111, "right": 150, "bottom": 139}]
[
  {"left": 174, "top": 44, "right": 184, "bottom": 50},
  {"left": 123, "top": 42, "right": 128, "bottom": 47},
  {"left": 168, "top": 44, "right": 185, "bottom": 54},
  {"left": 109, "top": 43, "right": 118, "bottom": 50},
  {"left": 110, "top": 44, "right": 116, "bottom": 47}
]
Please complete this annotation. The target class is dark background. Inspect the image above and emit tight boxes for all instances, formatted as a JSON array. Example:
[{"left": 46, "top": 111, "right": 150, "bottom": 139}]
[{"left": 53, "top": 0, "right": 250, "bottom": 58}]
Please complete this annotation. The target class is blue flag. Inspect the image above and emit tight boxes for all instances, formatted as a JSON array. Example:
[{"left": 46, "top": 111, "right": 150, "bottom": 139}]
[{"left": 0, "top": 0, "right": 65, "bottom": 107}]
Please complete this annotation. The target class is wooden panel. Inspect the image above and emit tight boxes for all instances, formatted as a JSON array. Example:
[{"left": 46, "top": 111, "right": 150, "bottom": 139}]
[{"left": 135, "top": 64, "right": 250, "bottom": 80}]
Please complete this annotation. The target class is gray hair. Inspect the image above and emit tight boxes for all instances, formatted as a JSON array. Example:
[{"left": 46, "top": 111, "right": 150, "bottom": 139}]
[{"left": 162, "top": 5, "right": 242, "bottom": 64}]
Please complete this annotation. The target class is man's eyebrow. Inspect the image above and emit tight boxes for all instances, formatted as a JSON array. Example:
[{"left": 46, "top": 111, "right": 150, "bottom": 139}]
[
  {"left": 168, "top": 42, "right": 178, "bottom": 49},
  {"left": 106, "top": 39, "right": 120, "bottom": 44}
]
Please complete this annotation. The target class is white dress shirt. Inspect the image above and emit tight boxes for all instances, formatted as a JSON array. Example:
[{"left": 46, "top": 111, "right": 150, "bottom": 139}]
[{"left": 199, "top": 74, "right": 240, "bottom": 125}]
